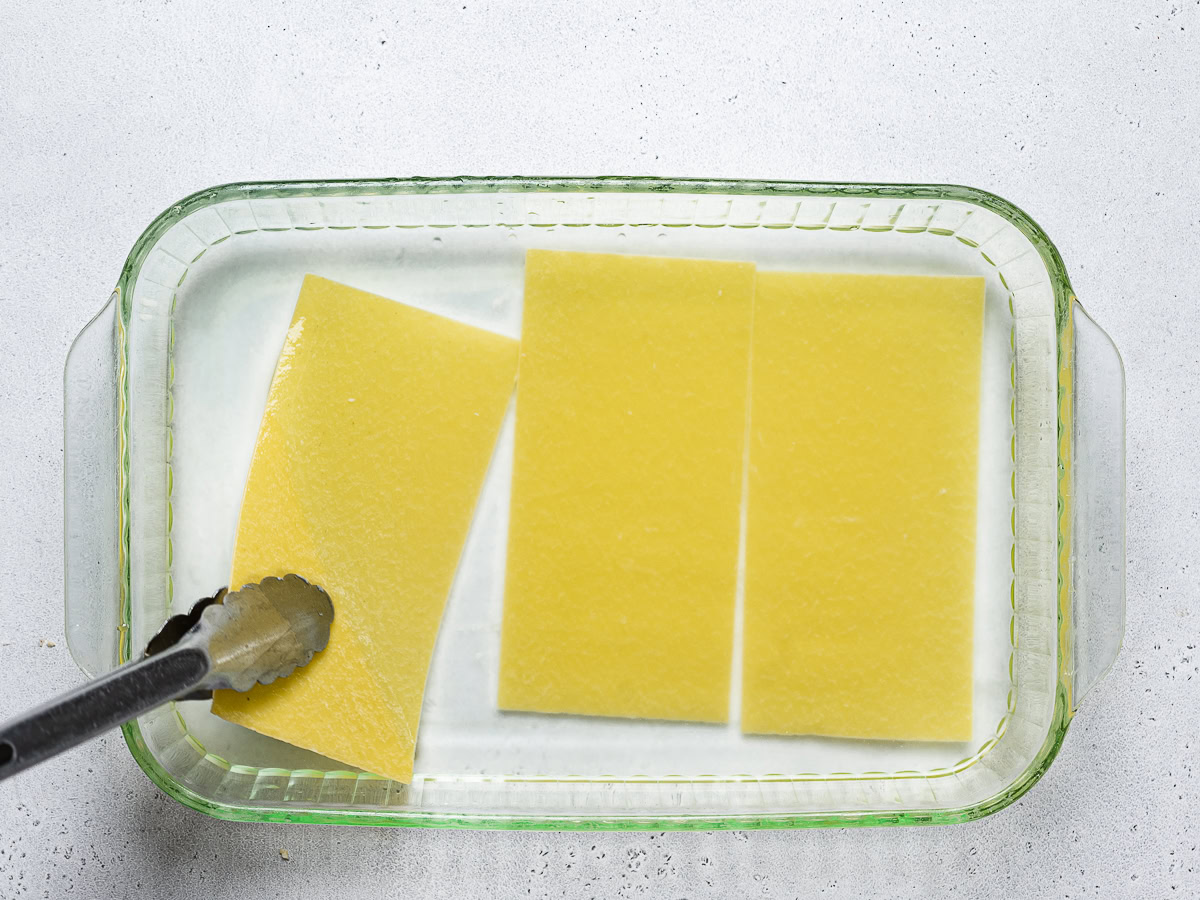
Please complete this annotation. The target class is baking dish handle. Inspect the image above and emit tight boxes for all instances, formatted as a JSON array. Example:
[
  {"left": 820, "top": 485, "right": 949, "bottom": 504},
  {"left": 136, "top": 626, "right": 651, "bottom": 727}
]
[
  {"left": 64, "top": 291, "right": 123, "bottom": 678},
  {"left": 1069, "top": 300, "right": 1126, "bottom": 711}
]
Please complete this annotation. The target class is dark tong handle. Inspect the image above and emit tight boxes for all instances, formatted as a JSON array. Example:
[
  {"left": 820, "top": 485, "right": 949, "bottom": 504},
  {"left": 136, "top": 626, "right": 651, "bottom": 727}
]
[{"left": 0, "top": 646, "right": 209, "bottom": 782}]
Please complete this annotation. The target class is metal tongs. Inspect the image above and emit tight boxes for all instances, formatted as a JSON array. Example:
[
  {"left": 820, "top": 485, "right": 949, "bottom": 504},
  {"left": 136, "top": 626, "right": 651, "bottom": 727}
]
[{"left": 0, "top": 574, "right": 333, "bottom": 782}]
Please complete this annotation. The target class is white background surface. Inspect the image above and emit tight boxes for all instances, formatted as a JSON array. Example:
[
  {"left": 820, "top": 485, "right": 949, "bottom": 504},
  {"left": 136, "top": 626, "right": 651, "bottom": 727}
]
[{"left": 0, "top": 1, "right": 1196, "bottom": 897}]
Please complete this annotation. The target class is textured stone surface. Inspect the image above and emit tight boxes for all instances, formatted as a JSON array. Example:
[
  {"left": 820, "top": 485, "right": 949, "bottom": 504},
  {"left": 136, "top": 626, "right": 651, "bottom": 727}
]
[{"left": 1, "top": 1, "right": 1196, "bottom": 897}]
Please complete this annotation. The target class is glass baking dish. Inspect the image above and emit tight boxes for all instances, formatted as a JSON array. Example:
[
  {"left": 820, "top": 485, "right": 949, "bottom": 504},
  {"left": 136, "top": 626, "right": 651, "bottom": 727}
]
[{"left": 63, "top": 178, "right": 1125, "bottom": 828}]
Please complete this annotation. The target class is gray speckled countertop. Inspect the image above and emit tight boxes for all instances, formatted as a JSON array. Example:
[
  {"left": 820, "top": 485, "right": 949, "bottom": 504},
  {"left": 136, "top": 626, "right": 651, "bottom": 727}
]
[{"left": 1, "top": 2, "right": 1197, "bottom": 897}]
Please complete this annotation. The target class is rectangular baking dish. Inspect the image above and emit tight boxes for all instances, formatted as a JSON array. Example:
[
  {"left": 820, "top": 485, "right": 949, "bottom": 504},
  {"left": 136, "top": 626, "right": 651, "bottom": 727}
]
[{"left": 63, "top": 178, "right": 1126, "bottom": 828}]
